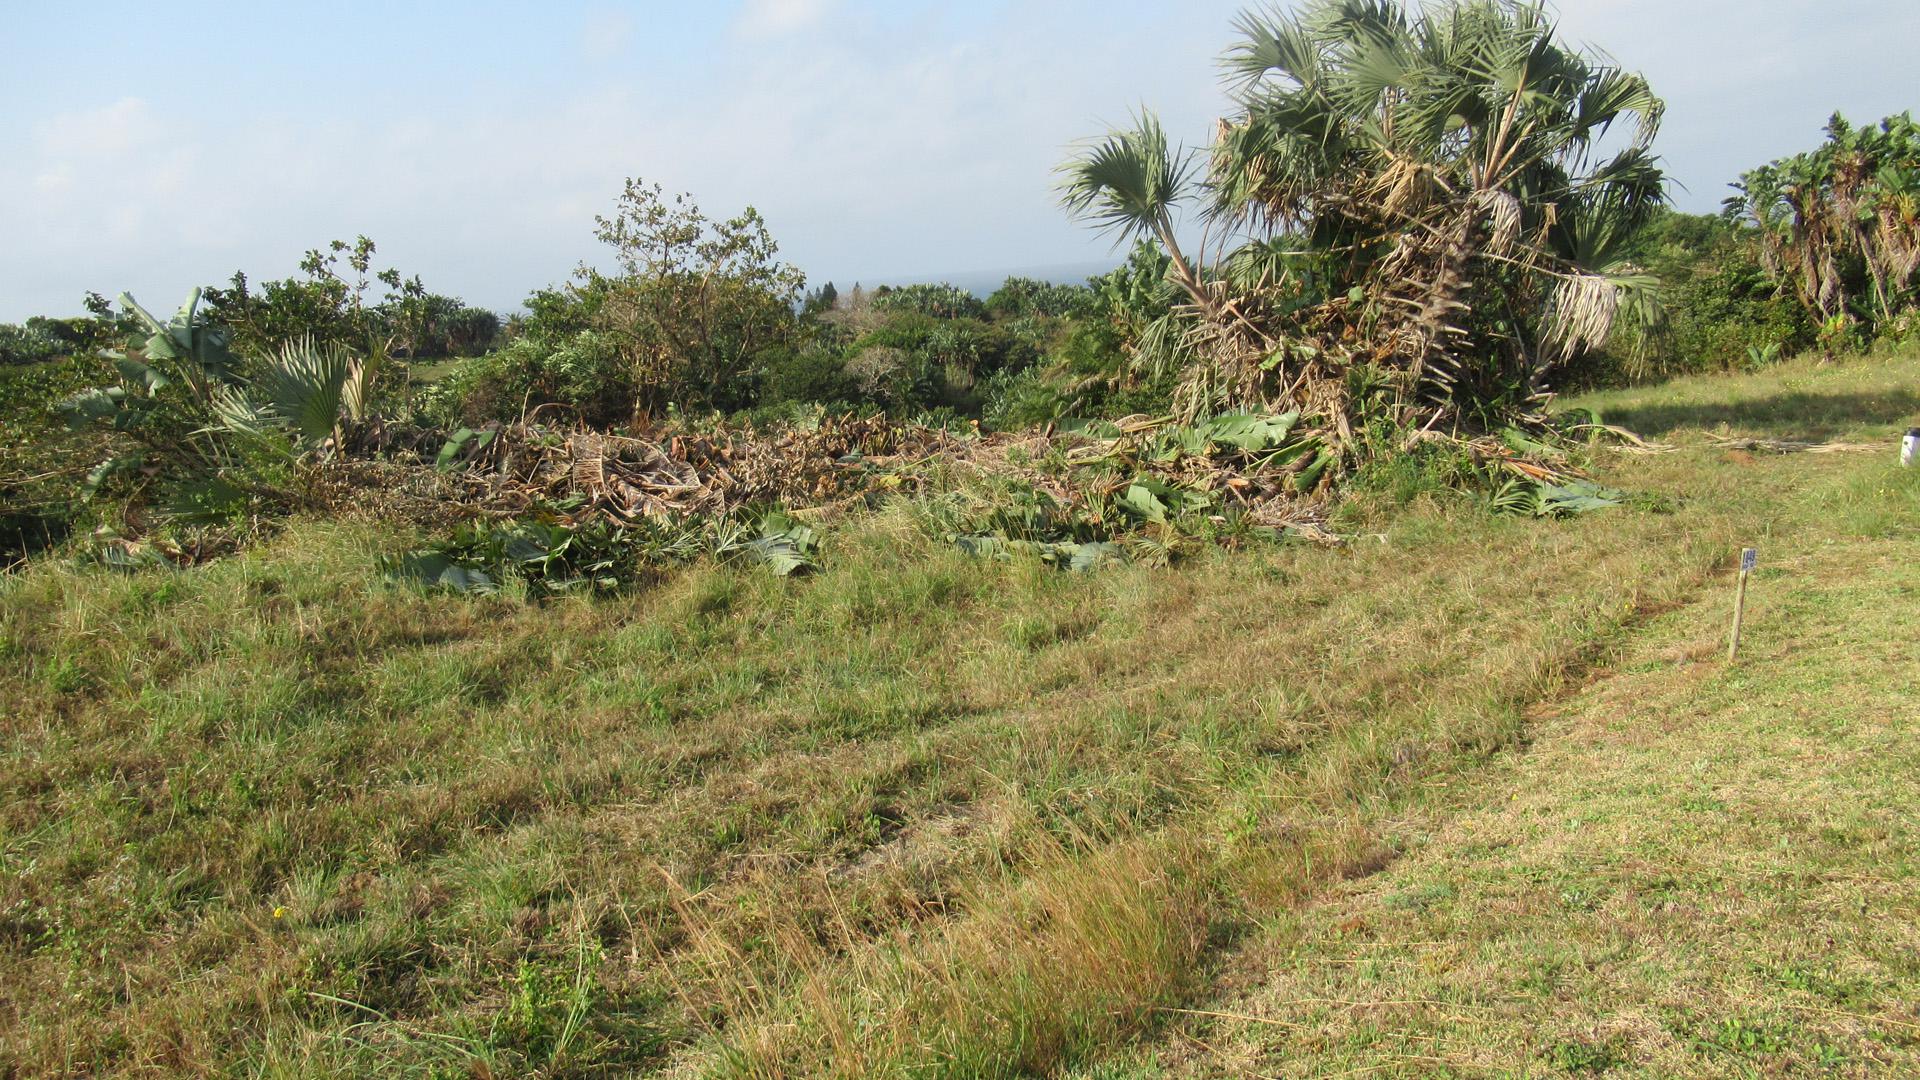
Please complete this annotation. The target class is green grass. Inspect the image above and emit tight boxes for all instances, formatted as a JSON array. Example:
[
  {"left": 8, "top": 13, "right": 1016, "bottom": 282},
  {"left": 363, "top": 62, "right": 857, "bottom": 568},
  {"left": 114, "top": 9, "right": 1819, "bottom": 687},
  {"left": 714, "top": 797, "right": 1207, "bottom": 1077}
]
[
  {"left": 1109, "top": 351, "right": 1920, "bottom": 1077},
  {"left": 1, "top": 349, "right": 1917, "bottom": 1076}
]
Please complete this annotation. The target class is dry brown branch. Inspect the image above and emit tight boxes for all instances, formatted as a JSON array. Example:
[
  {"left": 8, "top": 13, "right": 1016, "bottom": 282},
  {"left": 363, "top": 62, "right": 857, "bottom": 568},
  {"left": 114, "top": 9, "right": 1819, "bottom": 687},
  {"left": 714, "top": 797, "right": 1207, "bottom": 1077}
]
[
  {"left": 313, "top": 412, "right": 1339, "bottom": 540},
  {"left": 1706, "top": 434, "right": 1884, "bottom": 455}
]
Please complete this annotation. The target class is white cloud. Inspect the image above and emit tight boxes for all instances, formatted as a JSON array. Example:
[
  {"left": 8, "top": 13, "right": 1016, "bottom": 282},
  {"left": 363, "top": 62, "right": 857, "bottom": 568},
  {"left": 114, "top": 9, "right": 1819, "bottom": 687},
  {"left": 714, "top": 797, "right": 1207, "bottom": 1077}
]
[
  {"left": 35, "top": 96, "right": 161, "bottom": 159},
  {"left": 733, "top": 0, "right": 835, "bottom": 38},
  {"left": 32, "top": 164, "right": 73, "bottom": 194},
  {"left": 580, "top": 7, "right": 636, "bottom": 62},
  {"left": 16, "top": 96, "right": 204, "bottom": 259},
  {"left": 6, "top": 1, "right": 1919, "bottom": 322}
]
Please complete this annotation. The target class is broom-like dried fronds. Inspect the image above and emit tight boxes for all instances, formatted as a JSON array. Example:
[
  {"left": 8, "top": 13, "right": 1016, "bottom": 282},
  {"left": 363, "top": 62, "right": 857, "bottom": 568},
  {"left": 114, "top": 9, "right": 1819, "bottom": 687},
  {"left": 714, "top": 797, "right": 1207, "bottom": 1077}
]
[{"left": 1543, "top": 271, "right": 1621, "bottom": 363}]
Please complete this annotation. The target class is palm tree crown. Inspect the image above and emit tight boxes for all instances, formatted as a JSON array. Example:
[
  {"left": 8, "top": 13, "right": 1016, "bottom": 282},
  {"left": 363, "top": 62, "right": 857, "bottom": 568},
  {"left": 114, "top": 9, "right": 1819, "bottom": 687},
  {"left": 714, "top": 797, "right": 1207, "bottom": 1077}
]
[{"left": 1061, "top": 0, "right": 1670, "bottom": 428}]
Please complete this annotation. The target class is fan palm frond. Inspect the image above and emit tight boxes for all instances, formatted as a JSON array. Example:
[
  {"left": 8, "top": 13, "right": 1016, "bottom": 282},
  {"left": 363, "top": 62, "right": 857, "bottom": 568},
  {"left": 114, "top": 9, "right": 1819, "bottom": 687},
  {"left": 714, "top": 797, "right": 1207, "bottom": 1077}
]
[
  {"left": 254, "top": 336, "right": 355, "bottom": 446},
  {"left": 1058, "top": 111, "right": 1197, "bottom": 246},
  {"left": 204, "top": 336, "right": 361, "bottom": 454}
]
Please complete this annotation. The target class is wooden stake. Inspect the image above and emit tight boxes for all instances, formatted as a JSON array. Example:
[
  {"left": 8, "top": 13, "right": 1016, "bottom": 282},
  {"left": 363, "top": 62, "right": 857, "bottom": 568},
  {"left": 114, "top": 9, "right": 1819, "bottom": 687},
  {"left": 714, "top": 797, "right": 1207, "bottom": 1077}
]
[{"left": 1729, "top": 548, "right": 1756, "bottom": 661}]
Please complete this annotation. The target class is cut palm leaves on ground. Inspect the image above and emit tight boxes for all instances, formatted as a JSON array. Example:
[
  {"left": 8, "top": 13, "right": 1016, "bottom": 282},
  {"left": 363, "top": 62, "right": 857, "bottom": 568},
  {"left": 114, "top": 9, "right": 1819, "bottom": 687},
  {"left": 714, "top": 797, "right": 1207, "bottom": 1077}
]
[
  {"left": 386, "top": 509, "right": 821, "bottom": 595},
  {"left": 329, "top": 410, "right": 1343, "bottom": 578},
  {"left": 1706, "top": 434, "right": 1885, "bottom": 455}
]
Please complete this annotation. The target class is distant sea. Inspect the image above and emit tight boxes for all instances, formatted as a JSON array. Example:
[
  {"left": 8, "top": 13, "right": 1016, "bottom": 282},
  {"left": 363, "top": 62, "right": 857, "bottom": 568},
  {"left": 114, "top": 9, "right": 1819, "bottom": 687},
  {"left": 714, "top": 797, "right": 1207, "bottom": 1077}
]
[{"left": 834, "top": 260, "right": 1118, "bottom": 298}]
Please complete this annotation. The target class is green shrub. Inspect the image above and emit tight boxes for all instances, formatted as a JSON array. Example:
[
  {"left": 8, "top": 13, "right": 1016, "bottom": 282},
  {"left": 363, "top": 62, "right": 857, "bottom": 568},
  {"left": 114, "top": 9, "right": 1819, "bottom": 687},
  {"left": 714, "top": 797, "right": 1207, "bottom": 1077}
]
[
  {"left": 201, "top": 236, "right": 430, "bottom": 360},
  {"left": 1666, "top": 241, "right": 1814, "bottom": 371},
  {"left": 985, "top": 277, "right": 1095, "bottom": 320},
  {"left": 0, "top": 321, "right": 69, "bottom": 366},
  {"left": 846, "top": 314, "right": 1040, "bottom": 415},
  {"left": 982, "top": 367, "right": 1069, "bottom": 430},
  {"left": 434, "top": 331, "right": 636, "bottom": 426},
  {"left": 1562, "top": 211, "right": 1814, "bottom": 387},
  {"left": 870, "top": 283, "right": 987, "bottom": 320},
  {"left": 757, "top": 342, "right": 861, "bottom": 408}
]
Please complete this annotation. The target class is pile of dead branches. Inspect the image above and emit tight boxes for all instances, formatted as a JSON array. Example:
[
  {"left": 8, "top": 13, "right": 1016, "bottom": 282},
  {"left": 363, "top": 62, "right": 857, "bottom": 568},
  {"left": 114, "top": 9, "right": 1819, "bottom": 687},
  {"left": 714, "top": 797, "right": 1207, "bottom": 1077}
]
[{"left": 313, "top": 411, "right": 1341, "bottom": 539}]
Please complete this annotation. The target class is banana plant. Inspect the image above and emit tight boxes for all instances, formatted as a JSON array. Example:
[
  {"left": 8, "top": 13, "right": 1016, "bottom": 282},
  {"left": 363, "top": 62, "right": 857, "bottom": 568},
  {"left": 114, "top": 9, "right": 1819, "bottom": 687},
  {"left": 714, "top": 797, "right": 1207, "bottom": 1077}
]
[
  {"left": 58, "top": 292, "right": 369, "bottom": 510},
  {"left": 57, "top": 290, "right": 247, "bottom": 490},
  {"left": 59, "top": 291, "right": 238, "bottom": 426}
]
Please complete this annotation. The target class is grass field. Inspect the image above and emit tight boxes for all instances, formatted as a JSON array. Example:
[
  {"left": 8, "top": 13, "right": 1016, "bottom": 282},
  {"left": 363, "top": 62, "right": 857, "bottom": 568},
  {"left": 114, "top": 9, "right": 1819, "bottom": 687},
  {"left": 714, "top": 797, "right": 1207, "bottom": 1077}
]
[{"left": 2, "top": 350, "right": 1916, "bottom": 1076}]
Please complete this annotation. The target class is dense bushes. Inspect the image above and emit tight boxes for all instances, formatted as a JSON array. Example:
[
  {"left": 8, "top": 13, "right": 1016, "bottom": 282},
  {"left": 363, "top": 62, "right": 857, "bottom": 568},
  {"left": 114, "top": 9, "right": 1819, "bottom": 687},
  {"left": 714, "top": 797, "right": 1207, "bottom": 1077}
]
[
  {"left": 757, "top": 341, "right": 863, "bottom": 409},
  {"left": 986, "top": 277, "right": 1097, "bottom": 320},
  {"left": 201, "top": 236, "right": 501, "bottom": 362},
  {"left": 1564, "top": 212, "right": 1815, "bottom": 386},
  {"left": 1660, "top": 240, "right": 1814, "bottom": 371},
  {"left": 870, "top": 283, "right": 987, "bottom": 321},
  {"left": 0, "top": 354, "right": 106, "bottom": 561},
  {"left": 410, "top": 179, "right": 1110, "bottom": 426},
  {"left": 429, "top": 263, "right": 1148, "bottom": 428},
  {"left": 425, "top": 331, "right": 636, "bottom": 426},
  {"left": 0, "top": 317, "right": 95, "bottom": 366},
  {"left": 577, "top": 180, "right": 808, "bottom": 414}
]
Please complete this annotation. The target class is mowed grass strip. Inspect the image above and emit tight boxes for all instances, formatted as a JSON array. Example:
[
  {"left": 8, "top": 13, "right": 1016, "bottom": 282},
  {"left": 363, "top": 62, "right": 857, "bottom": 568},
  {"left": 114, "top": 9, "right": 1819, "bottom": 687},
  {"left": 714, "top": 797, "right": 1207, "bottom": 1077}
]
[
  {"left": 1106, "top": 353, "right": 1920, "bottom": 1078},
  {"left": 1, "top": 349, "right": 1913, "bottom": 1077}
]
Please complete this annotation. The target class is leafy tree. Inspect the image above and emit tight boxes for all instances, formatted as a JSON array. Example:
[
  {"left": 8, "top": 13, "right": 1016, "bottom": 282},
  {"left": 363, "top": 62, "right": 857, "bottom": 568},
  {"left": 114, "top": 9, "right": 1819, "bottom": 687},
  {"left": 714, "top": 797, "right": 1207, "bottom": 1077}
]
[
  {"left": 582, "top": 179, "right": 807, "bottom": 413},
  {"left": 202, "top": 236, "right": 428, "bottom": 360},
  {"left": 388, "top": 293, "right": 500, "bottom": 358},
  {"left": 802, "top": 281, "right": 840, "bottom": 318},
  {"left": 439, "top": 302, "right": 503, "bottom": 356}
]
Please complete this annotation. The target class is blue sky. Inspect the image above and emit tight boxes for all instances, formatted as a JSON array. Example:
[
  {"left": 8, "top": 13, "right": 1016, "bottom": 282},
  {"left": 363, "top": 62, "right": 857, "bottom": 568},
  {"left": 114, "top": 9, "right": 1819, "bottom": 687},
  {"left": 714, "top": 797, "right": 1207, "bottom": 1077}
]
[{"left": 4, "top": 0, "right": 1918, "bottom": 321}]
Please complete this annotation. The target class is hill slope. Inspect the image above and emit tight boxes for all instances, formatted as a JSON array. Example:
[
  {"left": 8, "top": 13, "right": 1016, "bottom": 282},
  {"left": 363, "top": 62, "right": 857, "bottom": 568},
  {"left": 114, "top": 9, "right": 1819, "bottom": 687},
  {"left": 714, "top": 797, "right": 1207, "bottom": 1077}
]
[{"left": 1, "top": 350, "right": 1915, "bottom": 1076}]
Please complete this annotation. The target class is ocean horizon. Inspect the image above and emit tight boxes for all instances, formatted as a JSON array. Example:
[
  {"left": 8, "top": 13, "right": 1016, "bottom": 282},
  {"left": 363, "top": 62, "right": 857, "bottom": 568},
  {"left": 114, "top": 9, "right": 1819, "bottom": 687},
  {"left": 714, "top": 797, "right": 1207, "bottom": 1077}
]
[{"left": 827, "top": 260, "right": 1119, "bottom": 298}]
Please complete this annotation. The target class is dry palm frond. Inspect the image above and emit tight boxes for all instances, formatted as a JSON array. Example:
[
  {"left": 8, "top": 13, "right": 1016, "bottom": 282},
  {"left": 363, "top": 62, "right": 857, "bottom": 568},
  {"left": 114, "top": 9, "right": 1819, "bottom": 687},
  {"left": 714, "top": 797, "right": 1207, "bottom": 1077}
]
[
  {"left": 1471, "top": 188, "right": 1523, "bottom": 257},
  {"left": 316, "top": 409, "right": 1341, "bottom": 544},
  {"left": 1374, "top": 156, "right": 1434, "bottom": 222},
  {"left": 1564, "top": 423, "right": 1676, "bottom": 454},
  {"left": 1543, "top": 272, "right": 1621, "bottom": 362}
]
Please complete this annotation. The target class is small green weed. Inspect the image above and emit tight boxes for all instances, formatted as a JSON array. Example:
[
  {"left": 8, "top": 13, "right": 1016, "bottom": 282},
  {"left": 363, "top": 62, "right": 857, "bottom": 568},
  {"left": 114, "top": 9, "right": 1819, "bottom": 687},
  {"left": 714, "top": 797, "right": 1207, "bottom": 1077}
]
[{"left": 1547, "top": 1037, "right": 1626, "bottom": 1074}]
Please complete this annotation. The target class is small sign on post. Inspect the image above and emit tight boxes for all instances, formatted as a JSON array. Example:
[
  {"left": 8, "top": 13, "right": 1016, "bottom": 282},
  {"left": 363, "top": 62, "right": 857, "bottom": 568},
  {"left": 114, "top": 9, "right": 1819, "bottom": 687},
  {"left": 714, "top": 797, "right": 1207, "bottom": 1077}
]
[{"left": 1729, "top": 548, "right": 1757, "bottom": 660}]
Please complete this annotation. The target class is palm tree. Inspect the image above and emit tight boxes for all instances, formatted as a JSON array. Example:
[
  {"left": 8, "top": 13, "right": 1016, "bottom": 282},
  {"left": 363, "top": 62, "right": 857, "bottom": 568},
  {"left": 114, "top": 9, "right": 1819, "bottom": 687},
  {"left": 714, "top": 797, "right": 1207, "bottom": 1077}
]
[
  {"left": 1728, "top": 112, "right": 1920, "bottom": 331},
  {"left": 1061, "top": 0, "right": 1668, "bottom": 428},
  {"left": 1058, "top": 113, "right": 1213, "bottom": 315}
]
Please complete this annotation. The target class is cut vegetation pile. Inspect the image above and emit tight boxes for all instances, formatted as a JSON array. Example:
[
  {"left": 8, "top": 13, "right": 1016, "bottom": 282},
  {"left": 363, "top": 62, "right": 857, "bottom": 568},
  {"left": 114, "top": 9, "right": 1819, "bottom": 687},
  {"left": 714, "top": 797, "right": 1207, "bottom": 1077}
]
[{"left": 320, "top": 410, "right": 1349, "bottom": 549}]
